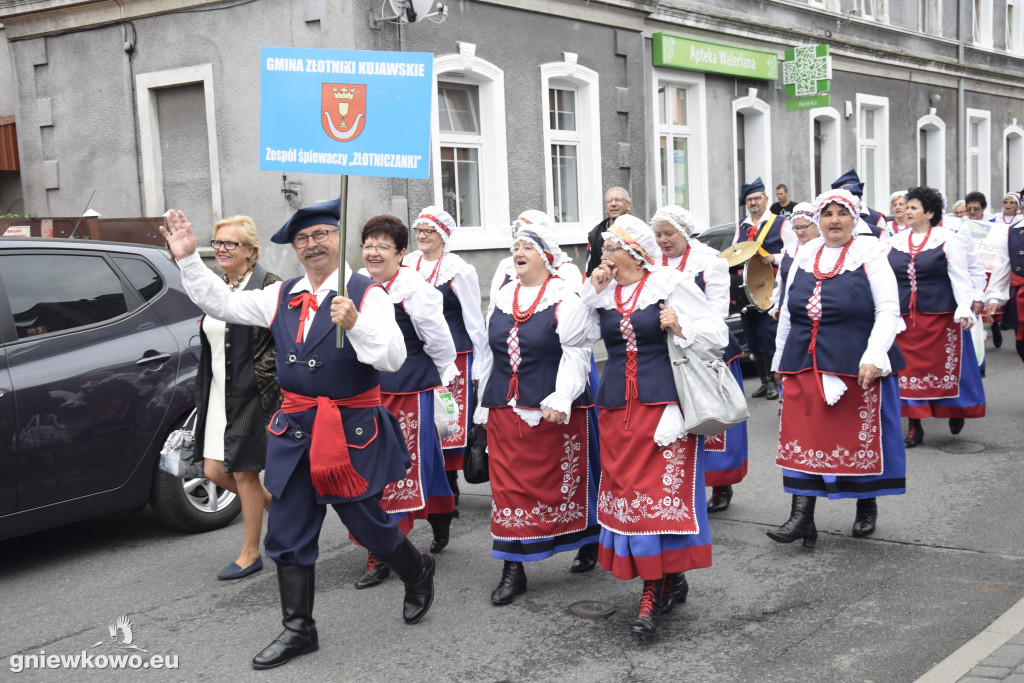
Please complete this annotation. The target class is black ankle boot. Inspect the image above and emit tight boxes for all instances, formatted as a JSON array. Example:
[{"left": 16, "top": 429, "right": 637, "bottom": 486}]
[
  {"left": 948, "top": 417, "right": 965, "bottom": 435},
  {"left": 382, "top": 537, "right": 435, "bottom": 624},
  {"left": 905, "top": 418, "right": 924, "bottom": 447},
  {"left": 707, "top": 485, "right": 733, "bottom": 513},
  {"left": 354, "top": 551, "right": 390, "bottom": 589},
  {"left": 852, "top": 498, "right": 877, "bottom": 537},
  {"left": 660, "top": 572, "right": 688, "bottom": 614},
  {"left": 252, "top": 564, "right": 319, "bottom": 670},
  {"left": 766, "top": 495, "right": 817, "bottom": 548},
  {"left": 446, "top": 469, "right": 461, "bottom": 507},
  {"left": 991, "top": 323, "right": 1003, "bottom": 348},
  {"left": 491, "top": 561, "right": 527, "bottom": 605},
  {"left": 428, "top": 511, "right": 457, "bottom": 554},
  {"left": 750, "top": 356, "right": 770, "bottom": 398},
  {"left": 630, "top": 578, "right": 664, "bottom": 635},
  {"left": 570, "top": 543, "right": 599, "bottom": 573}
]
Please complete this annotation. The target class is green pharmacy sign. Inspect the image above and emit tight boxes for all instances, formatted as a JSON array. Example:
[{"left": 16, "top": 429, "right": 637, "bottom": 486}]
[
  {"left": 782, "top": 44, "right": 831, "bottom": 97},
  {"left": 652, "top": 33, "right": 779, "bottom": 81},
  {"left": 787, "top": 95, "right": 831, "bottom": 111}
]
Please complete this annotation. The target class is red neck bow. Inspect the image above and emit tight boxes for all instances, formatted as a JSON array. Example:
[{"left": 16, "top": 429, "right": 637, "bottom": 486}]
[{"left": 289, "top": 292, "right": 318, "bottom": 343}]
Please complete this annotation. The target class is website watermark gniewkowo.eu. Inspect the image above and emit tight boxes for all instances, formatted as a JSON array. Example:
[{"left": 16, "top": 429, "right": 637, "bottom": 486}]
[
  {"left": 8, "top": 614, "right": 179, "bottom": 673},
  {"left": 10, "top": 651, "right": 179, "bottom": 673}
]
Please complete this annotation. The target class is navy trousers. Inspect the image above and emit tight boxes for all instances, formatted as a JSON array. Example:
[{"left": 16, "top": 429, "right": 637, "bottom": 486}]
[{"left": 265, "top": 453, "right": 405, "bottom": 566}]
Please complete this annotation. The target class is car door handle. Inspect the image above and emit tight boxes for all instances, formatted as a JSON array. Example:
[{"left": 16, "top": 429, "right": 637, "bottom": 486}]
[{"left": 136, "top": 352, "right": 172, "bottom": 366}]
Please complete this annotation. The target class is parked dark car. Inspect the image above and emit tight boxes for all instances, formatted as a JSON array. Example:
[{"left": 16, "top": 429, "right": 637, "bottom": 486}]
[
  {"left": 0, "top": 237, "right": 240, "bottom": 541},
  {"left": 694, "top": 223, "right": 749, "bottom": 359}
]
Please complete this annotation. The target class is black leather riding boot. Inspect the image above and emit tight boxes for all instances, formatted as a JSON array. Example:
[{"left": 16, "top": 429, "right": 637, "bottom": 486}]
[{"left": 252, "top": 564, "right": 319, "bottom": 669}]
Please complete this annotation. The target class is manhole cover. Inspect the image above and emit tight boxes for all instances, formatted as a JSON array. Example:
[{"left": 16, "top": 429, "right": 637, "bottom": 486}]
[
  {"left": 568, "top": 600, "right": 616, "bottom": 619},
  {"left": 941, "top": 441, "right": 985, "bottom": 454}
]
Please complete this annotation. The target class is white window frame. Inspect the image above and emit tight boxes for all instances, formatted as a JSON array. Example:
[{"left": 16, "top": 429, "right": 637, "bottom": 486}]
[
  {"left": 856, "top": 94, "right": 890, "bottom": 212},
  {"left": 916, "top": 112, "right": 946, "bottom": 188},
  {"left": 920, "top": 0, "right": 938, "bottom": 33},
  {"left": 135, "top": 64, "right": 221, "bottom": 219},
  {"left": 540, "top": 56, "right": 601, "bottom": 245},
  {"left": 731, "top": 88, "right": 771, "bottom": 224},
  {"left": 973, "top": 0, "right": 994, "bottom": 47},
  {"left": 808, "top": 107, "right": 842, "bottom": 199},
  {"left": 1003, "top": 121, "right": 1024, "bottom": 195},
  {"left": 432, "top": 48, "right": 510, "bottom": 251},
  {"left": 652, "top": 69, "right": 709, "bottom": 231},
  {"left": 966, "top": 108, "right": 992, "bottom": 199},
  {"left": 1008, "top": 0, "right": 1024, "bottom": 54}
]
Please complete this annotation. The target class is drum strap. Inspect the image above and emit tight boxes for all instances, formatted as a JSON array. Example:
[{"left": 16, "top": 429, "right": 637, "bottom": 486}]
[{"left": 754, "top": 214, "right": 777, "bottom": 258}]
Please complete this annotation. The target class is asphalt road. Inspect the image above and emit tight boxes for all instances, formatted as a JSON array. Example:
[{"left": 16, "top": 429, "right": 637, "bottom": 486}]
[{"left": 1, "top": 339, "right": 1022, "bottom": 682}]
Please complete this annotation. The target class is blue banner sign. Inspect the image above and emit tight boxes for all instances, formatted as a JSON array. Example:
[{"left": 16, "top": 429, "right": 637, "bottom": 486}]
[{"left": 260, "top": 47, "right": 433, "bottom": 179}]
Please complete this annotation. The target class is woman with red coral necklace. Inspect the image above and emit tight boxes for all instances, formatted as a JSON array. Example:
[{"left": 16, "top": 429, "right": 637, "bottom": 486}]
[
  {"left": 404, "top": 207, "right": 492, "bottom": 552},
  {"left": 768, "top": 189, "right": 906, "bottom": 547},
  {"left": 889, "top": 186, "right": 985, "bottom": 448},
  {"left": 651, "top": 205, "right": 748, "bottom": 516},
  {"left": 582, "top": 214, "right": 727, "bottom": 636},
  {"left": 472, "top": 221, "right": 601, "bottom": 607}
]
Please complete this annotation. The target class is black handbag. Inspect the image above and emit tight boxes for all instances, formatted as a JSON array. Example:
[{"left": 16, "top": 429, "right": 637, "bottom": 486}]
[{"left": 462, "top": 424, "right": 489, "bottom": 484}]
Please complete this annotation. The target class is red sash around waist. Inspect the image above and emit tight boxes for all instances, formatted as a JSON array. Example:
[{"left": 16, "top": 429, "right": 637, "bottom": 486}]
[{"left": 281, "top": 386, "right": 381, "bottom": 498}]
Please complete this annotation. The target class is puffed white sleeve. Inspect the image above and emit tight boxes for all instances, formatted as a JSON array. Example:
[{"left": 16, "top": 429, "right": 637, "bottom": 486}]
[
  {"left": 579, "top": 279, "right": 605, "bottom": 308},
  {"left": 858, "top": 245, "right": 901, "bottom": 374},
  {"left": 472, "top": 308, "right": 496, "bottom": 426},
  {"left": 177, "top": 251, "right": 280, "bottom": 327},
  {"left": 539, "top": 295, "right": 600, "bottom": 417},
  {"left": 984, "top": 224, "right": 1011, "bottom": 305},
  {"left": 347, "top": 285, "right": 407, "bottom": 372},
  {"left": 944, "top": 237, "right": 978, "bottom": 321},
  {"left": 956, "top": 229, "right": 987, "bottom": 300},
  {"left": 486, "top": 259, "right": 509, "bottom": 322},
  {"left": 669, "top": 277, "right": 729, "bottom": 350},
  {"left": 777, "top": 218, "right": 797, "bottom": 260},
  {"left": 407, "top": 283, "right": 458, "bottom": 382},
  {"left": 451, "top": 265, "right": 492, "bottom": 380},
  {"left": 771, "top": 266, "right": 796, "bottom": 373},
  {"left": 556, "top": 262, "right": 585, "bottom": 294},
  {"left": 701, "top": 256, "right": 731, "bottom": 318}
]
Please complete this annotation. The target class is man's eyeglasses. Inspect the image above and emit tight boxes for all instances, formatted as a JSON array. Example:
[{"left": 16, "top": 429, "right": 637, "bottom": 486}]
[
  {"left": 291, "top": 228, "right": 340, "bottom": 248},
  {"left": 210, "top": 239, "right": 247, "bottom": 251},
  {"left": 414, "top": 228, "right": 437, "bottom": 237},
  {"left": 745, "top": 195, "right": 768, "bottom": 203},
  {"left": 361, "top": 243, "right": 398, "bottom": 253}
]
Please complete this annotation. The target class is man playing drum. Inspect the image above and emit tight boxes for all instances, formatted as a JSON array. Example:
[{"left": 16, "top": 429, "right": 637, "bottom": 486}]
[{"left": 733, "top": 177, "right": 795, "bottom": 400}]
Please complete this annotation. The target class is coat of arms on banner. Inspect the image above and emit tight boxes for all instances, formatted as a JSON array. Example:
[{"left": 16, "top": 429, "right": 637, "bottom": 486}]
[{"left": 321, "top": 83, "right": 367, "bottom": 142}]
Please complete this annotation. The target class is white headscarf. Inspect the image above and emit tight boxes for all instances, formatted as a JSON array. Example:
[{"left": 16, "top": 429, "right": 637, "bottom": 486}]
[
  {"left": 412, "top": 206, "right": 457, "bottom": 253},
  {"left": 814, "top": 188, "right": 860, "bottom": 218},
  {"left": 602, "top": 214, "right": 658, "bottom": 271},
  {"left": 790, "top": 201, "right": 819, "bottom": 227},
  {"left": 511, "top": 212, "right": 565, "bottom": 275},
  {"left": 651, "top": 205, "right": 698, "bottom": 239}
]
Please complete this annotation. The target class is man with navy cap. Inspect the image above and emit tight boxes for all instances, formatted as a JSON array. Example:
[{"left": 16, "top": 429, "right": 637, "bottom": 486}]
[
  {"left": 831, "top": 169, "right": 885, "bottom": 237},
  {"left": 160, "top": 199, "right": 437, "bottom": 670},
  {"left": 735, "top": 177, "right": 793, "bottom": 400}
]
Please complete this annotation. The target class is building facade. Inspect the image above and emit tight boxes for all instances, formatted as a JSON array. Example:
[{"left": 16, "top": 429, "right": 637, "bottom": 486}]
[{"left": 1, "top": 0, "right": 1022, "bottom": 285}]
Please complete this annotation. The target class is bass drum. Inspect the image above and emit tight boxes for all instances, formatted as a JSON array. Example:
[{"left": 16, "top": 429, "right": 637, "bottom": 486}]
[{"left": 742, "top": 257, "right": 776, "bottom": 311}]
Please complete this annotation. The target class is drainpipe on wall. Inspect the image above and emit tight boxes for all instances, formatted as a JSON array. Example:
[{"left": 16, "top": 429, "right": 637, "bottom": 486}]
[{"left": 957, "top": 0, "right": 966, "bottom": 199}]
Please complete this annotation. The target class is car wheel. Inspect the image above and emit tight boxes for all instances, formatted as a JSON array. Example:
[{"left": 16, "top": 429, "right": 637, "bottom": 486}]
[{"left": 149, "top": 414, "right": 241, "bottom": 532}]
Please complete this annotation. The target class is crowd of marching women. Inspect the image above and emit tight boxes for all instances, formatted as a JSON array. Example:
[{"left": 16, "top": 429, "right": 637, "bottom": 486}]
[{"left": 168, "top": 170, "right": 1022, "bottom": 666}]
